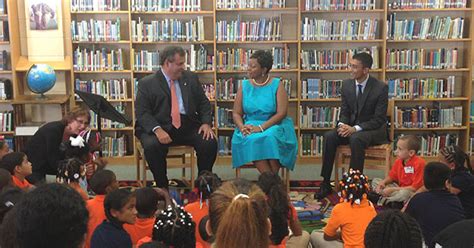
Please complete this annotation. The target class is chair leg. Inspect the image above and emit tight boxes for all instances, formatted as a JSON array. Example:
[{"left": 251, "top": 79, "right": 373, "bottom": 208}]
[
  {"left": 236, "top": 168, "right": 241, "bottom": 178},
  {"left": 190, "top": 151, "right": 195, "bottom": 188},
  {"left": 142, "top": 159, "right": 147, "bottom": 187},
  {"left": 334, "top": 151, "right": 341, "bottom": 192},
  {"left": 136, "top": 151, "right": 140, "bottom": 184},
  {"left": 285, "top": 168, "right": 290, "bottom": 192}
]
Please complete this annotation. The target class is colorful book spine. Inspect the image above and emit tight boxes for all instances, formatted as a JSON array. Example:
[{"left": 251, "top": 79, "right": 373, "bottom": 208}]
[
  {"left": 301, "top": 47, "right": 379, "bottom": 70},
  {"left": 387, "top": 76, "right": 456, "bottom": 99},
  {"left": 73, "top": 47, "right": 124, "bottom": 71},
  {"left": 394, "top": 105, "right": 463, "bottom": 128},
  {"left": 299, "top": 134, "right": 324, "bottom": 156},
  {"left": 131, "top": 16, "right": 205, "bottom": 42},
  {"left": 387, "top": 15, "right": 464, "bottom": 40},
  {"left": 217, "top": 0, "right": 286, "bottom": 9},
  {"left": 386, "top": 48, "right": 459, "bottom": 70},
  {"left": 75, "top": 78, "right": 129, "bottom": 100},
  {"left": 301, "top": 18, "right": 379, "bottom": 41},
  {"left": 131, "top": 0, "right": 201, "bottom": 12},
  {"left": 304, "top": 0, "right": 376, "bottom": 10},
  {"left": 70, "top": 0, "right": 122, "bottom": 11},
  {"left": 217, "top": 46, "right": 290, "bottom": 71},
  {"left": 299, "top": 106, "right": 341, "bottom": 128},
  {"left": 216, "top": 16, "right": 282, "bottom": 41},
  {"left": 395, "top": 134, "right": 459, "bottom": 156},
  {"left": 388, "top": 0, "right": 466, "bottom": 9},
  {"left": 301, "top": 79, "right": 342, "bottom": 99}
]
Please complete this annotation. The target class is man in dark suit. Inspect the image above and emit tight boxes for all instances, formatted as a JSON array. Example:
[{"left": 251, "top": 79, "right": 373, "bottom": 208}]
[
  {"left": 317, "top": 52, "right": 388, "bottom": 199},
  {"left": 135, "top": 46, "right": 217, "bottom": 188}
]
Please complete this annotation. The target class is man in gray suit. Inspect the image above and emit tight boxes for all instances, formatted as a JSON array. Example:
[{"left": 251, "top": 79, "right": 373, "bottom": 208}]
[
  {"left": 317, "top": 52, "right": 388, "bottom": 199},
  {"left": 135, "top": 46, "right": 217, "bottom": 188}
]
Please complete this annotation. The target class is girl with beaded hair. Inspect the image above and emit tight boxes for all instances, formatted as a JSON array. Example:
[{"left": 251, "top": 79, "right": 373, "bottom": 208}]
[{"left": 310, "top": 169, "right": 377, "bottom": 248}]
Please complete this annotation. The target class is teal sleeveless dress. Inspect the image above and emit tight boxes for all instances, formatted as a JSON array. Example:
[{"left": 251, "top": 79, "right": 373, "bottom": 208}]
[{"left": 231, "top": 78, "right": 298, "bottom": 170}]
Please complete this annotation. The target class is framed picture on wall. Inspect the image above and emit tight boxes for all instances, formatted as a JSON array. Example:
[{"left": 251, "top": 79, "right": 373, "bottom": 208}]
[{"left": 28, "top": 0, "right": 58, "bottom": 30}]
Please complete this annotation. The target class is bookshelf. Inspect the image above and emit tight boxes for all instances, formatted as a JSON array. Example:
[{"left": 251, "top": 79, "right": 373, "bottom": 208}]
[
  {"left": 15, "top": 0, "right": 466, "bottom": 165},
  {"left": 0, "top": 0, "right": 13, "bottom": 150}
]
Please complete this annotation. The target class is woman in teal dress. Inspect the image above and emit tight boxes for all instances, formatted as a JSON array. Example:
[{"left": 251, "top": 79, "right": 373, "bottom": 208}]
[{"left": 232, "top": 50, "right": 298, "bottom": 173}]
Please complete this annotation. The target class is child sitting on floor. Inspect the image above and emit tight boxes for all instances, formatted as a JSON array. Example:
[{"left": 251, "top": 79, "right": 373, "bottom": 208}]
[
  {"left": 0, "top": 168, "right": 12, "bottom": 191},
  {"left": 56, "top": 158, "right": 88, "bottom": 201},
  {"left": 310, "top": 169, "right": 376, "bottom": 248},
  {"left": 0, "top": 152, "right": 34, "bottom": 191},
  {"left": 439, "top": 146, "right": 474, "bottom": 219},
  {"left": 84, "top": 169, "right": 119, "bottom": 248},
  {"left": 372, "top": 135, "right": 426, "bottom": 208},
  {"left": 124, "top": 187, "right": 160, "bottom": 246},
  {"left": 184, "top": 171, "right": 222, "bottom": 248}
]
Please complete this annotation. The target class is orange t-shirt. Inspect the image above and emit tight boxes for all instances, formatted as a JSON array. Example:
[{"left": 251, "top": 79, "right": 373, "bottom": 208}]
[
  {"left": 184, "top": 201, "right": 211, "bottom": 248},
  {"left": 389, "top": 155, "right": 426, "bottom": 189},
  {"left": 323, "top": 199, "right": 377, "bottom": 248},
  {"left": 84, "top": 195, "right": 106, "bottom": 248},
  {"left": 12, "top": 175, "right": 32, "bottom": 190},
  {"left": 124, "top": 217, "right": 156, "bottom": 245}
]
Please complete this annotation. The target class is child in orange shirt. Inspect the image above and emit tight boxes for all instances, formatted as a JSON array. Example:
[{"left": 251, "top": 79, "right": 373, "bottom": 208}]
[
  {"left": 0, "top": 152, "right": 34, "bottom": 191},
  {"left": 124, "top": 187, "right": 160, "bottom": 245},
  {"left": 184, "top": 171, "right": 222, "bottom": 248},
  {"left": 372, "top": 135, "right": 426, "bottom": 208},
  {"left": 311, "top": 169, "right": 376, "bottom": 248},
  {"left": 84, "top": 169, "right": 119, "bottom": 248}
]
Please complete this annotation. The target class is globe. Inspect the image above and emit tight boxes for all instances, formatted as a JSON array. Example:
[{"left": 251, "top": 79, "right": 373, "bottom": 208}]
[{"left": 26, "top": 64, "right": 56, "bottom": 97}]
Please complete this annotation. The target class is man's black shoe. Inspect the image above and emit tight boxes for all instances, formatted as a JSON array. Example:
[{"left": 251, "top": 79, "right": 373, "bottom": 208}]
[{"left": 315, "top": 182, "right": 333, "bottom": 200}]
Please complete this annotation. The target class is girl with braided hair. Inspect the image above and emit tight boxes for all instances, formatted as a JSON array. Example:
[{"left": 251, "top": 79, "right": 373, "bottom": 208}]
[
  {"left": 56, "top": 158, "right": 88, "bottom": 201},
  {"left": 364, "top": 210, "right": 422, "bottom": 248},
  {"left": 439, "top": 145, "right": 474, "bottom": 219},
  {"left": 310, "top": 169, "right": 376, "bottom": 248},
  {"left": 184, "top": 170, "right": 221, "bottom": 247}
]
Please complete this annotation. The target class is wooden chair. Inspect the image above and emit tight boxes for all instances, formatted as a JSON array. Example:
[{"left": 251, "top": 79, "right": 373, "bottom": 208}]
[
  {"left": 235, "top": 164, "right": 291, "bottom": 191},
  {"left": 135, "top": 137, "right": 195, "bottom": 188},
  {"left": 334, "top": 143, "right": 392, "bottom": 191}
]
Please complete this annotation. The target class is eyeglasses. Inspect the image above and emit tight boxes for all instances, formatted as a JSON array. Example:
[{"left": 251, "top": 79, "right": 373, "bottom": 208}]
[{"left": 75, "top": 118, "right": 90, "bottom": 126}]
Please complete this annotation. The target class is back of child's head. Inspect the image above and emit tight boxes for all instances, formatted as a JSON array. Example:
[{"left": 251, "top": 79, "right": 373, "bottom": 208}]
[
  {"left": 257, "top": 172, "right": 289, "bottom": 245},
  {"left": 338, "top": 168, "right": 370, "bottom": 205},
  {"left": 104, "top": 188, "right": 134, "bottom": 223},
  {"left": 135, "top": 187, "right": 159, "bottom": 217},
  {"left": 440, "top": 145, "right": 472, "bottom": 174},
  {"left": 196, "top": 170, "right": 222, "bottom": 200},
  {"left": 14, "top": 183, "right": 88, "bottom": 248},
  {"left": 365, "top": 210, "right": 422, "bottom": 248},
  {"left": 0, "top": 152, "right": 25, "bottom": 174},
  {"left": 0, "top": 168, "right": 12, "bottom": 191},
  {"left": 153, "top": 204, "right": 196, "bottom": 248},
  {"left": 89, "top": 169, "right": 117, "bottom": 195},
  {"left": 56, "top": 158, "right": 85, "bottom": 184},
  {"left": 209, "top": 179, "right": 269, "bottom": 248},
  {"left": 60, "top": 135, "right": 90, "bottom": 162},
  {"left": 398, "top": 135, "right": 420, "bottom": 153},
  {"left": 0, "top": 187, "right": 24, "bottom": 224},
  {"left": 424, "top": 162, "right": 451, "bottom": 190},
  {"left": 0, "top": 140, "right": 10, "bottom": 159},
  {"left": 0, "top": 207, "right": 20, "bottom": 248},
  {"left": 139, "top": 241, "right": 169, "bottom": 248}
]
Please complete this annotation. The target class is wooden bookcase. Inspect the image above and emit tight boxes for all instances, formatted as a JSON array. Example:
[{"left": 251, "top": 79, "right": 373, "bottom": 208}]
[{"left": 7, "top": 0, "right": 473, "bottom": 165}]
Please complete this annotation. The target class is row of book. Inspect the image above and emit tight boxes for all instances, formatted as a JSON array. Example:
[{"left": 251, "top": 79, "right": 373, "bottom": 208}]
[
  {"left": 304, "top": 0, "right": 376, "bottom": 10},
  {"left": 216, "top": 107, "right": 235, "bottom": 128},
  {"left": 216, "top": 77, "right": 293, "bottom": 100},
  {"left": 71, "top": 19, "right": 121, "bottom": 42},
  {"left": 0, "top": 50, "right": 8, "bottom": 70},
  {"left": 394, "top": 134, "right": 459, "bottom": 157},
  {"left": 299, "top": 106, "right": 340, "bottom": 128},
  {"left": 75, "top": 79, "right": 129, "bottom": 100},
  {"left": 132, "top": 45, "right": 214, "bottom": 72},
  {"left": 100, "top": 135, "right": 128, "bottom": 157},
  {"left": 0, "top": 111, "right": 13, "bottom": 132},
  {"left": 387, "top": 76, "right": 456, "bottom": 99},
  {"left": 301, "top": 18, "right": 379, "bottom": 41},
  {"left": 216, "top": 17, "right": 282, "bottom": 41},
  {"left": 89, "top": 104, "right": 128, "bottom": 129},
  {"left": 131, "top": 17, "right": 205, "bottom": 42},
  {"left": 131, "top": 0, "right": 202, "bottom": 12},
  {"left": 216, "top": 46, "right": 290, "bottom": 71},
  {"left": 386, "top": 48, "right": 459, "bottom": 70},
  {"left": 73, "top": 47, "right": 124, "bottom": 71},
  {"left": 301, "top": 47, "right": 380, "bottom": 70},
  {"left": 468, "top": 137, "right": 474, "bottom": 156},
  {"left": 218, "top": 136, "right": 232, "bottom": 155},
  {"left": 301, "top": 79, "right": 342, "bottom": 99},
  {"left": 0, "top": 79, "right": 12, "bottom": 100},
  {"left": 202, "top": 84, "right": 215, "bottom": 100},
  {"left": 388, "top": 0, "right": 467, "bottom": 9},
  {"left": 387, "top": 15, "right": 465, "bottom": 40},
  {"left": 0, "top": 21, "right": 8, "bottom": 42},
  {"left": 394, "top": 105, "right": 463, "bottom": 128},
  {"left": 216, "top": 0, "right": 286, "bottom": 9},
  {"left": 300, "top": 134, "right": 323, "bottom": 156},
  {"left": 70, "top": 0, "right": 122, "bottom": 11}
]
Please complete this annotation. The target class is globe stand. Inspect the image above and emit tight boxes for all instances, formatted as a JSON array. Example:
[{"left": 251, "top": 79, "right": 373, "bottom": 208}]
[{"left": 36, "top": 93, "right": 48, "bottom": 100}]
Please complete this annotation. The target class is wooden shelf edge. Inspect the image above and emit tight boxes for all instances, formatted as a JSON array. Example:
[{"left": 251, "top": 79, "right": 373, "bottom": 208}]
[{"left": 15, "top": 56, "right": 72, "bottom": 71}]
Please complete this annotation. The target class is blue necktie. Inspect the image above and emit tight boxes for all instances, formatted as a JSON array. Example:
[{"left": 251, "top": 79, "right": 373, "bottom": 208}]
[{"left": 357, "top": 84, "right": 363, "bottom": 98}]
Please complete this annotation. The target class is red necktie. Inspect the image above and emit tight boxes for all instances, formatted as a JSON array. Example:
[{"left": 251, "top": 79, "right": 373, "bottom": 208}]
[{"left": 170, "top": 80, "right": 181, "bottom": 129}]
